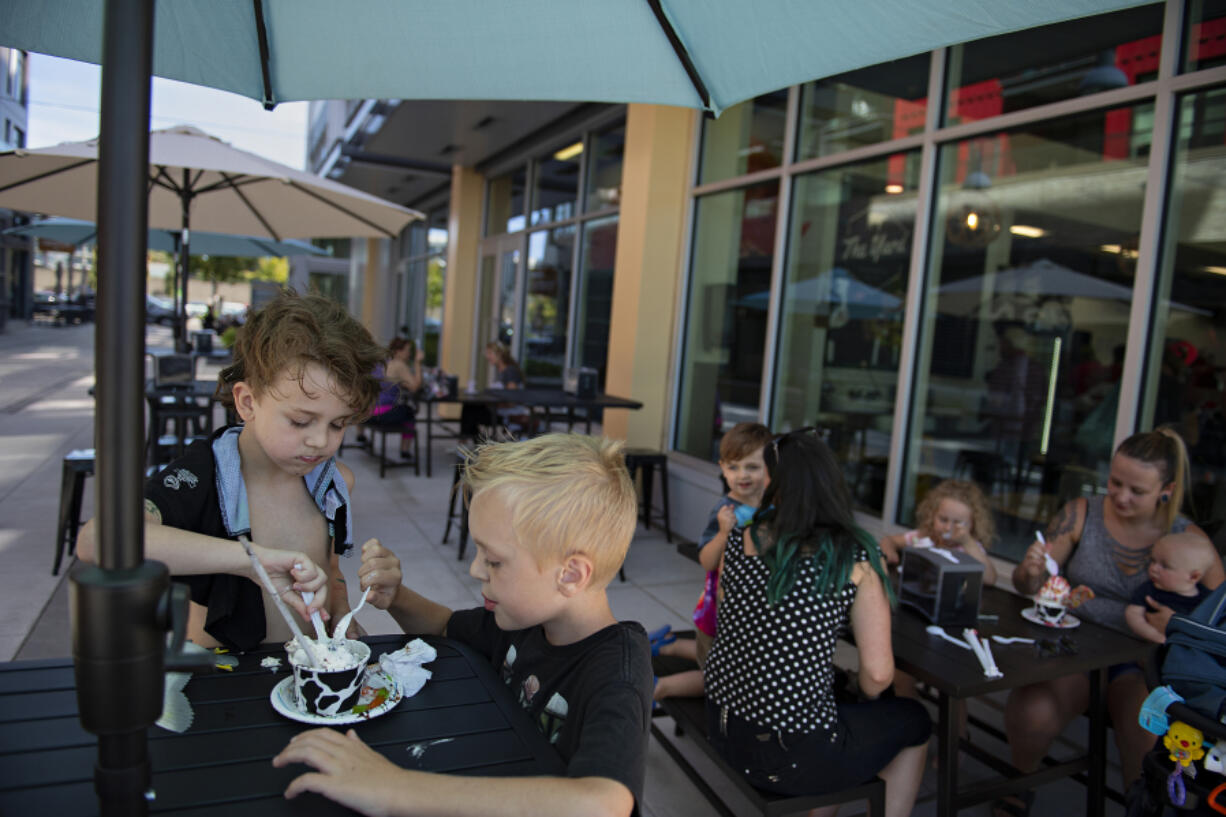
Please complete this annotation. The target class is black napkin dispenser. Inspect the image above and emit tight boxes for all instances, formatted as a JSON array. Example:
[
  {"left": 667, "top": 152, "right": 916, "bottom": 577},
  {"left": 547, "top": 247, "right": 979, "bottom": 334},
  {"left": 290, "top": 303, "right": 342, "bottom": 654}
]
[{"left": 899, "top": 545, "right": 984, "bottom": 627}]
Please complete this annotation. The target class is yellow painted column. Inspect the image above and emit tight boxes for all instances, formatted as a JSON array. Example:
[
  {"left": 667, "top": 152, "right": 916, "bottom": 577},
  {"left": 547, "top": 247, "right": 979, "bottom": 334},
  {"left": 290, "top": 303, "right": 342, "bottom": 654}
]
[
  {"left": 441, "top": 165, "right": 484, "bottom": 392},
  {"left": 360, "top": 238, "right": 387, "bottom": 338},
  {"left": 603, "top": 104, "right": 697, "bottom": 447}
]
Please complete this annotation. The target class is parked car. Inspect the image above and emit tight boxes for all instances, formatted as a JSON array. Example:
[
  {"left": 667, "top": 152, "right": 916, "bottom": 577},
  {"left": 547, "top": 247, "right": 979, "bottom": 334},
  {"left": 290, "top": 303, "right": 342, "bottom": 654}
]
[
  {"left": 33, "top": 290, "right": 93, "bottom": 325},
  {"left": 146, "top": 295, "right": 175, "bottom": 325}
]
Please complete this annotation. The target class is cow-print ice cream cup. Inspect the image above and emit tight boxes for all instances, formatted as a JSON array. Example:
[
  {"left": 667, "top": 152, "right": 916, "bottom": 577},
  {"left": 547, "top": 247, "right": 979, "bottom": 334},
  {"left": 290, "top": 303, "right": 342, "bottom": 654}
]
[{"left": 286, "top": 639, "right": 371, "bottom": 717}]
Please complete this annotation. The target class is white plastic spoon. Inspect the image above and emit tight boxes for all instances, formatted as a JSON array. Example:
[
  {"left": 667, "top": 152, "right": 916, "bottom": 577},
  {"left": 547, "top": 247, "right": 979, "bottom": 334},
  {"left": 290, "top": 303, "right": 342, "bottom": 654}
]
[
  {"left": 332, "top": 588, "right": 371, "bottom": 641},
  {"left": 991, "top": 635, "right": 1035, "bottom": 645},
  {"left": 1036, "top": 531, "right": 1059, "bottom": 576},
  {"left": 926, "top": 624, "right": 972, "bottom": 649},
  {"left": 300, "top": 589, "right": 330, "bottom": 643}
]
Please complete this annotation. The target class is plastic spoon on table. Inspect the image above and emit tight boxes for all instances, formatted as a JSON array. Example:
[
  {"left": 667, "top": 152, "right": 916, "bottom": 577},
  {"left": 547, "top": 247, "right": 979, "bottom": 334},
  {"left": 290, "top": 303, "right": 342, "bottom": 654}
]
[
  {"left": 991, "top": 635, "right": 1035, "bottom": 645},
  {"left": 332, "top": 588, "right": 371, "bottom": 641},
  {"left": 926, "top": 624, "right": 972, "bottom": 649}
]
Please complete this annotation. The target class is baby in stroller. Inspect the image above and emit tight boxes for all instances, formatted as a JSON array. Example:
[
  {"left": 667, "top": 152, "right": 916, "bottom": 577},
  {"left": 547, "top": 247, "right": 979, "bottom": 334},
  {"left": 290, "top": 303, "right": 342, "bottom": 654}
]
[{"left": 1134, "top": 579, "right": 1226, "bottom": 816}]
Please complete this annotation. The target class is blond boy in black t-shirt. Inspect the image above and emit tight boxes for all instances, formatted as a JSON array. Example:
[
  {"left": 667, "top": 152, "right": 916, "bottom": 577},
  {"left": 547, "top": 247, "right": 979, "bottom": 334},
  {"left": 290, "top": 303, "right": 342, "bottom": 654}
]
[{"left": 273, "top": 433, "right": 653, "bottom": 817}]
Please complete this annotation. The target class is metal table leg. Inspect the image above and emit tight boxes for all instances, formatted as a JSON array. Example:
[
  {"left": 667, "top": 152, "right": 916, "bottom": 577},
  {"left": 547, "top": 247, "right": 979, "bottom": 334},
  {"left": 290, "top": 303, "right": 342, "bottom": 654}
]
[
  {"left": 1087, "top": 667, "right": 1106, "bottom": 817},
  {"left": 937, "top": 691, "right": 958, "bottom": 817}
]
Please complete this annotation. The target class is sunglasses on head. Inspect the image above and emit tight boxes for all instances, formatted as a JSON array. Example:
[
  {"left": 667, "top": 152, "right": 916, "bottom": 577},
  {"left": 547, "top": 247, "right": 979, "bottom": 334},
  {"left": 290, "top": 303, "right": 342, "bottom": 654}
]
[{"left": 771, "top": 426, "right": 824, "bottom": 457}]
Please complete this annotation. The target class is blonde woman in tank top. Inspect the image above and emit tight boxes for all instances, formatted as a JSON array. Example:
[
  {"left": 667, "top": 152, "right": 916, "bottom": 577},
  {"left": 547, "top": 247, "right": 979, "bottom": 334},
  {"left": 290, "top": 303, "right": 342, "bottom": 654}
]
[{"left": 996, "top": 428, "right": 1225, "bottom": 816}]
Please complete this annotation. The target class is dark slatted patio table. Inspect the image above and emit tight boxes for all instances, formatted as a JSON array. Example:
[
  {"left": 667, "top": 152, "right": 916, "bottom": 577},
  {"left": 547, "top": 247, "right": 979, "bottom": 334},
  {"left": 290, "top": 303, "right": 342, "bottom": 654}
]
[
  {"left": 892, "top": 585, "right": 1149, "bottom": 817},
  {"left": 417, "top": 389, "right": 643, "bottom": 477},
  {"left": 0, "top": 635, "right": 564, "bottom": 815}
]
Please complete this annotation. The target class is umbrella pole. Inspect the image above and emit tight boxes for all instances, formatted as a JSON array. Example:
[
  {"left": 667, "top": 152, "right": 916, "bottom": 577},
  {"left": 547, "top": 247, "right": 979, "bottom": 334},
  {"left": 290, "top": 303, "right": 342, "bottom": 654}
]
[
  {"left": 70, "top": 1, "right": 167, "bottom": 815},
  {"left": 176, "top": 180, "right": 191, "bottom": 353}
]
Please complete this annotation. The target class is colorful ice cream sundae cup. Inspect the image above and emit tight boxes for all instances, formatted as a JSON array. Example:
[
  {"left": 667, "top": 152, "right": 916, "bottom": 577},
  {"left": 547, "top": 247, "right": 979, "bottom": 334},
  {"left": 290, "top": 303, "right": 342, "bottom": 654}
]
[
  {"left": 286, "top": 638, "right": 371, "bottom": 717},
  {"left": 1035, "top": 575, "right": 1071, "bottom": 626}
]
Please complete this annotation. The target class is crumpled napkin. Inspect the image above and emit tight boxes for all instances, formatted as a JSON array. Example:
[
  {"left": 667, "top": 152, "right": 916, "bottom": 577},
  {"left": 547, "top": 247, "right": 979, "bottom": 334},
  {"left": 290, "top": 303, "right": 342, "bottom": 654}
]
[
  {"left": 379, "top": 638, "right": 438, "bottom": 698},
  {"left": 157, "top": 671, "right": 193, "bottom": 733}
]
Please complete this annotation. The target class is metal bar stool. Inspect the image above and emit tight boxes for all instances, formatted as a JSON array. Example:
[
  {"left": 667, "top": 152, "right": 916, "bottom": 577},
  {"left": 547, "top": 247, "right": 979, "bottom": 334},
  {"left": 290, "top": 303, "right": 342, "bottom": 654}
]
[
  {"left": 623, "top": 448, "right": 672, "bottom": 543},
  {"left": 442, "top": 453, "right": 470, "bottom": 561},
  {"left": 54, "top": 449, "right": 95, "bottom": 575}
]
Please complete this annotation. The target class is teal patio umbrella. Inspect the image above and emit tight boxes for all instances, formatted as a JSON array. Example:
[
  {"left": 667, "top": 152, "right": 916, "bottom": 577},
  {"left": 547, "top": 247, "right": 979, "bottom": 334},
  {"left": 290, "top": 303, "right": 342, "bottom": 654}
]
[
  {"left": 4, "top": 0, "right": 1154, "bottom": 115},
  {"left": 3, "top": 216, "right": 329, "bottom": 259},
  {"left": 4, "top": 217, "right": 329, "bottom": 318}
]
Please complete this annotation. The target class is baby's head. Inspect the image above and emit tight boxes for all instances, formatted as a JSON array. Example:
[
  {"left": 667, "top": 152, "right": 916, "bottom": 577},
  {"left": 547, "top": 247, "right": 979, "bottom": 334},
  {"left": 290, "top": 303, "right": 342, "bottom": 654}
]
[
  {"left": 1149, "top": 531, "right": 1216, "bottom": 595},
  {"left": 718, "top": 422, "right": 773, "bottom": 505},
  {"left": 463, "top": 433, "right": 637, "bottom": 593},
  {"left": 914, "top": 479, "right": 995, "bottom": 546},
  {"left": 218, "top": 290, "right": 385, "bottom": 420}
]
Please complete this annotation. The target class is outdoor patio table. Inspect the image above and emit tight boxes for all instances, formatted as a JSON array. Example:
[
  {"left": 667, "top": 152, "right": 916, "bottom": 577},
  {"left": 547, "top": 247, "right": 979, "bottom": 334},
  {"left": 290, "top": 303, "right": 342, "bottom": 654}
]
[
  {"left": 0, "top": 634, "right": 564, "bottom": 815},
  {"left": 416, "top": 389, "right": 643, "bottom": 477},
  {"left": 891, "top": 584, "right": 1149, "bottom": 817}
]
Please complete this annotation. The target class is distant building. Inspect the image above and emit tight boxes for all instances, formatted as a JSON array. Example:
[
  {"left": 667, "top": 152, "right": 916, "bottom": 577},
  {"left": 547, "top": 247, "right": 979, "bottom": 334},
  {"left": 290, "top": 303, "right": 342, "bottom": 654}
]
[{"left": 0, "top": 45, "right": 30, "bottom": 330}]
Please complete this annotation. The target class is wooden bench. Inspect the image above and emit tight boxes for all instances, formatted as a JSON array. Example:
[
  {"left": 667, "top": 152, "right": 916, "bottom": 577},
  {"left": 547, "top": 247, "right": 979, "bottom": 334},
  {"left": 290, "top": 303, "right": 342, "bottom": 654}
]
[{"left": 652, "top": 694, "right": 886, "bottom": 817}]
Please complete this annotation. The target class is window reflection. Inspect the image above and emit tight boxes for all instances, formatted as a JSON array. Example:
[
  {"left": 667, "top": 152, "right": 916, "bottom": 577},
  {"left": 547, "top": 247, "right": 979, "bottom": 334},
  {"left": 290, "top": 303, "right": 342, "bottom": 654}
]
[
  {"left": 773, "top": 154, "right": 918, "bottom": 514},
  {"left": 1144, "top": 85, "right": 1226, "bottom": 545},
  {"left": 944, "top": 4, "right": 1163, "bottom": 126},
  {"left": 904, "top": 105, "right": 1152, "bottom": 559},
  {"left": 797, "top": 57, "right": 928, "bottom": 161},
  {"left": 523, "top": 227, "right": 575, "bottom": 386},
  {"left": 585, "top": 124, "right": 624, "bottom": 212},
  {"left": 676, "top": 182, "right": 777, "bottom": 460},
  {"left": 575, "top": 216, "right": 618, "bottom": 390},
  {"left": 699, "top": 91, "right": 788, "bottom": 186},
  {"left": 1184, "top": 1, "right": 1226, "bottom": 73},
  {"left": 531, "top": 147, "right": 580, "bottom": 226}
]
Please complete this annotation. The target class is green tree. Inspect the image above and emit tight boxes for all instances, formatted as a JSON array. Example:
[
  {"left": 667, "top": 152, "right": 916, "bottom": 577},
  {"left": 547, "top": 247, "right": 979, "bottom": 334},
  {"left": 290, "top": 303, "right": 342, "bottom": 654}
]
[{"left": 255, "top": 256, "right": 289, "bottom": 283}]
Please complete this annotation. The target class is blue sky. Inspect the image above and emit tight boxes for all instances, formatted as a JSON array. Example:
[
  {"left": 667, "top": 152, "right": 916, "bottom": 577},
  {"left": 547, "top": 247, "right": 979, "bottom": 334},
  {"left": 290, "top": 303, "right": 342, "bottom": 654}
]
[{"left": 27, "top": 53, "right": 308, "bottom": 169}]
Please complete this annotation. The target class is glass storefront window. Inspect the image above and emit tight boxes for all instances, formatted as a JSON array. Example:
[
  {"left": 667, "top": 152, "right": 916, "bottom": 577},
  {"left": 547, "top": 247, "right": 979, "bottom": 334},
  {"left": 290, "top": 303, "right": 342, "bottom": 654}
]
[
  {"left": 574, "top": 216, "right": 618, "bottom": 390},
  {"left": 773, "top": 153, "right": 920, "bottom": 514},
  {"left": 425, "top": 256, "right": 446, "bottom": 367},
  {"left": 1184, "top": 1, "right": 1226, "bottom": 73},
  {"left": 487, "top": 168, "right": 526, "bottom": 235},
  {"left": 531, "top": 148, "right": 581, "bottom": 226},
  {"left": 904, "top": 104, "right": 1153, "bottom": 559},
  {"left": 428, "top": 208, "right": 448, "bottom": 254},
  {"left": 676, "top": 182, "right": 778, "bottom": 460},
  {"left": 1143, "top": 85, "right": 1226, "bottom": 541},
  {"left": 523, "top": 227, "right": 575, "bottom": 386},
  {"left": 308, "top": 271, "right": 348, "bottom": 306},
  {"left": 796, "top": 56, "right": 929, "bottom": 161},
  {"left": 698, "top": 91, "right": 788, "bottom": 186},
  {"left": 944, "top": 4, "right": 1163, "bottom": 126},
  {"left": 585, "top": 123, "right": 625, "bottom": 213}
]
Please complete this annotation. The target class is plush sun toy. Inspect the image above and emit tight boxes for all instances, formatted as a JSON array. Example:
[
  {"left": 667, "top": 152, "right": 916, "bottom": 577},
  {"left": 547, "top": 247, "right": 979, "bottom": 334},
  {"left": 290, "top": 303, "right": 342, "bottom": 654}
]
[{"left": 1165, "top": 721, "right": 1206, "bottom": 768}]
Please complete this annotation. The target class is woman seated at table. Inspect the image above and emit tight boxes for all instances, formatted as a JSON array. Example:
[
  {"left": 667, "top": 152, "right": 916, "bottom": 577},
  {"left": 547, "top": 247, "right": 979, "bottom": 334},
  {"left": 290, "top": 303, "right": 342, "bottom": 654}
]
[
  {"left": 364, "top": 337, "right": 423, "bottom": 458},
  {"left": 998, "top": 427, "right": 1225, "bottom": 817},
  {"left": 485, "top": 341, "right": 524, "bottom": 389},
  {"left": 704, "top": 429, "right": 930, "bottom": 817}
]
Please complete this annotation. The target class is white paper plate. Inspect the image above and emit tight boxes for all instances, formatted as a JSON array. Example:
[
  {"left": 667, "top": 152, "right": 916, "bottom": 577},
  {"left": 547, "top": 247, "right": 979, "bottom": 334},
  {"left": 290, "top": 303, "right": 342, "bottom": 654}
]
[
  {"left": 270, "top": 665, "right": 402, "bottom": 725},
  {"left": 1021, "top": 606, "right": 1081, "bottom": 629}
]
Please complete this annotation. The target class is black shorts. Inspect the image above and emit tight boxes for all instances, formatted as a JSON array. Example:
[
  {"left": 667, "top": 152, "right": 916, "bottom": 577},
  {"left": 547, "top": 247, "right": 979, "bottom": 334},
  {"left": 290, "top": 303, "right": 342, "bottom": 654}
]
[{"left": 704, "top": 696, "right": 930, "bottom": 796}]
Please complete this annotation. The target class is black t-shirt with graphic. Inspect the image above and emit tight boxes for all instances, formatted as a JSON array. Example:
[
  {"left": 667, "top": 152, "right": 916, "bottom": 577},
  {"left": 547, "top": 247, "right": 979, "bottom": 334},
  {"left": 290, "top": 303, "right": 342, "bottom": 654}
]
[
  {"left": 143, "top": 429, "right": 349, "bottom": 651},
  {"left": 447, "top": 608, "right": 652, "bottom": 807}
]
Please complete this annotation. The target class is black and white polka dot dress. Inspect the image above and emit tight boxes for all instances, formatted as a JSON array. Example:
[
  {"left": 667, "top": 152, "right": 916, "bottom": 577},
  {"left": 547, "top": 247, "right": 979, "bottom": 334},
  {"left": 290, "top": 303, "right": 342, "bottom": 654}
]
[{"left": 704, "top": 527, "right": 866, "bottom": 739}]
